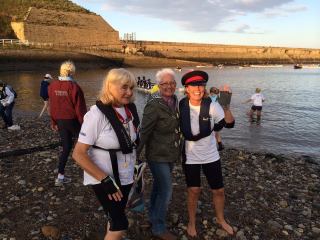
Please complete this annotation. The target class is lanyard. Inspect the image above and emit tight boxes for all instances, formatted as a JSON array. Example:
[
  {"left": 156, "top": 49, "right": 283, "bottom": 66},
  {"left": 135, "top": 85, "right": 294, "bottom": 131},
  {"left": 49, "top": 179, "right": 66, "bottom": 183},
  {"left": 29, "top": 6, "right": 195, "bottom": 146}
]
[{"left": 114, "top": 106, "right": 132, "bottom": 124}]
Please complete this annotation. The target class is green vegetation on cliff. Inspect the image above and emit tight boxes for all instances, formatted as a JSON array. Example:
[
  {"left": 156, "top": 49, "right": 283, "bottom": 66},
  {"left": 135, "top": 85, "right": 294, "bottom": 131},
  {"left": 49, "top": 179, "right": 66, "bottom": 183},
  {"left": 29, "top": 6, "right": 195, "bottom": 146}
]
[{"left": 0, "top": 0, "right": 90, "bottom": 38}]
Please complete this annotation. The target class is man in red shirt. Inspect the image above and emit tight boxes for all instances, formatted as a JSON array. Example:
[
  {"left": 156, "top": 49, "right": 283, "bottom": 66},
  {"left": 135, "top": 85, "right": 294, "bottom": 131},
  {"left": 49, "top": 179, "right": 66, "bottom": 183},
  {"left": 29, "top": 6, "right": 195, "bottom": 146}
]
[{"left": 49, "top": 60, "right": 87, "bottom": 186}]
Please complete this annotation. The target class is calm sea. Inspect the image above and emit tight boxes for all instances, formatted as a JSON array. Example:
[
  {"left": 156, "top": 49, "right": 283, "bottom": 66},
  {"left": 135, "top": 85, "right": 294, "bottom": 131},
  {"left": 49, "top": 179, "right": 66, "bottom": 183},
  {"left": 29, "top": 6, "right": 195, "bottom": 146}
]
[{"left": 1, "top": 66, "right": 319, "bottom": 161}]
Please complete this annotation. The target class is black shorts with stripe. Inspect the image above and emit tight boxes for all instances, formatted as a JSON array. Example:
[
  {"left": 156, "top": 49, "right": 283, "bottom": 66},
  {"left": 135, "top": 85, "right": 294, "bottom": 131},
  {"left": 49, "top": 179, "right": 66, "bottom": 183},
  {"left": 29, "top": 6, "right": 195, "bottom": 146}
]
[{"left": 184, "top": 160, "right": 224, "bottom": 189}]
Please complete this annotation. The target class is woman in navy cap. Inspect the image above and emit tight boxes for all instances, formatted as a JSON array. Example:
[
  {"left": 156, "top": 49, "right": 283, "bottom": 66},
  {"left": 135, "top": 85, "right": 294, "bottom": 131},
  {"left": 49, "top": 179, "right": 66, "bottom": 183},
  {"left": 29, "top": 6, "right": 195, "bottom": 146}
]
[{"left": 179, "top": 70, "right": 235, "bottom": 237}]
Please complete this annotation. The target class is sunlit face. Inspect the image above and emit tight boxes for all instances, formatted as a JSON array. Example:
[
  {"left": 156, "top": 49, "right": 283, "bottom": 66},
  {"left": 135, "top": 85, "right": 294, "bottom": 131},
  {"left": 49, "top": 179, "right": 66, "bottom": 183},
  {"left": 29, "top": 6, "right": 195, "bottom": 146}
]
[
  {"left": 159, "top": 74, "right": 176, "bottom": 98},
  {"left": 110, "top": 82, "right": 134, "bottom": 106},
  {"left": 186, "top": 85, "right": 206, "bottom": 105}
]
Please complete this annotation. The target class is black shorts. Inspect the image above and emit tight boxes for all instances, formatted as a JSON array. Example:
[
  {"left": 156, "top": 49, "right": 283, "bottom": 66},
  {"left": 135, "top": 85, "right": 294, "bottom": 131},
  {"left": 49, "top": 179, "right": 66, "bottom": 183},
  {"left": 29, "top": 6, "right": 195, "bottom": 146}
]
[
  {"left": 92, "top": 183, "right": 132, "bottom": 231},
  {"left": 184, "top": 160, "right": 224, "bottom": 189},
  {"left": 251, "top": 105, "right": 262, "bottom": 111}
]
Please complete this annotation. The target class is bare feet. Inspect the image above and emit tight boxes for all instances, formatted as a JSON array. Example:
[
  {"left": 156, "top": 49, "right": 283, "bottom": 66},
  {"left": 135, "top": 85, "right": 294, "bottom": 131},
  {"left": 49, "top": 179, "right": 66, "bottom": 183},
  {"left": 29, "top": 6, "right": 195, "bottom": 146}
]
[
  {"left": 187, "top": 222, "right": 197, "bottom": 237},
  {"left": 217, "top": 220, "right": 234, "bottom": 235}
]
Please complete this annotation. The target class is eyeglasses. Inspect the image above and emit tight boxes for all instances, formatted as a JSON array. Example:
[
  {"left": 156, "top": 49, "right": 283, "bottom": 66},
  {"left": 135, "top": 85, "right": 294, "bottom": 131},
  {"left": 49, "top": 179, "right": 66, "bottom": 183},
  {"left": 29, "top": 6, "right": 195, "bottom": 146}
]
[{"left": 159, "top": 81, "right": 176, "bottom": 87}]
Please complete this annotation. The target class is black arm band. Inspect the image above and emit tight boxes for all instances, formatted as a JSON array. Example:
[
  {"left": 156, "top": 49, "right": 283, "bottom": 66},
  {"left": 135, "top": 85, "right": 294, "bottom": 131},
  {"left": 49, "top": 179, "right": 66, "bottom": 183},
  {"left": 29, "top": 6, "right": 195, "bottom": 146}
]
[
  {"left": 213, "top": 119, "right": 226, "bottom": 132},
  {"left": 225, "top": 120, "right": 235, "bottom": 129}
]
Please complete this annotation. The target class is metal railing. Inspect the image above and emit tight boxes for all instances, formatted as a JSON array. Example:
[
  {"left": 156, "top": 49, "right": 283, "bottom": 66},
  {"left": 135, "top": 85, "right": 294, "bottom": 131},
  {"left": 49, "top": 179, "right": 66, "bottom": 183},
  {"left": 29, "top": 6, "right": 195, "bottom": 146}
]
[{"left": 0, "top": 39, "right": 29, "bottom": 46}]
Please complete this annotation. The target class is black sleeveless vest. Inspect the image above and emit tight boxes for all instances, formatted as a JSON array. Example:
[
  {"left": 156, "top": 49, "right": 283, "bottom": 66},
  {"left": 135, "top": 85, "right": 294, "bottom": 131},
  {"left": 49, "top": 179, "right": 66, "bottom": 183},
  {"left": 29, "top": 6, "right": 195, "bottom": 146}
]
[
  {"left": 179, "top": 97, "right": 213, "bottom": 141},
  {"left": 95, "top": 100, "right": 140, "bottom": 154}
]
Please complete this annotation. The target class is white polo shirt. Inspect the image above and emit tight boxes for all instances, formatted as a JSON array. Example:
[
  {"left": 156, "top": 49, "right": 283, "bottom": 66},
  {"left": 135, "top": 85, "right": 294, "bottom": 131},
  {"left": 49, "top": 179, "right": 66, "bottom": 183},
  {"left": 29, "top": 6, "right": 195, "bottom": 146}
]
[
  {"left": 251, "top": 93, "right": 265, "bottom": 106},
  {"left": 185, "top": 102, "right": 225, "bottom": 164},
  {"left": 78, "top": 105, "right": 137, "bottom": 186}
]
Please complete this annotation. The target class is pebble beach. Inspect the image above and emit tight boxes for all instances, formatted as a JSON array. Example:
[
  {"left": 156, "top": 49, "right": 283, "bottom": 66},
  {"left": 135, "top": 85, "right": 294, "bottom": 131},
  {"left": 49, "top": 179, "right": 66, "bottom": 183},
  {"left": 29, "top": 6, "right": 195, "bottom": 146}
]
[{"left": 0, "top": 116, "right": 319, "bottom": 240}]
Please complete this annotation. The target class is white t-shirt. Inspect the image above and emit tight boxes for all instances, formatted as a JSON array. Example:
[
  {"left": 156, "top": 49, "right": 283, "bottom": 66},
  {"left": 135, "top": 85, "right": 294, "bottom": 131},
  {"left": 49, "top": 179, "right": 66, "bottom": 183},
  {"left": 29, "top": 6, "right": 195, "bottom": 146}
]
[
  {"left": 78, "top": 105, "right": 137, "bottom": 186},
  {"left": 185, "top": 102, "right": 225, "bottom": 164},
  {"left": 251, "top": 93, "right": 265, "bottom": 106}
]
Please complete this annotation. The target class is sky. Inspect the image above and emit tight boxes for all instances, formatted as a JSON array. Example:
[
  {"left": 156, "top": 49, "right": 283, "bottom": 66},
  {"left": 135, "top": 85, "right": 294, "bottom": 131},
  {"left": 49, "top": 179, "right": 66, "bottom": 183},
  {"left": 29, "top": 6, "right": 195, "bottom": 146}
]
[{"left": 72, "top": 0, "right": 320, "bottom": 49}]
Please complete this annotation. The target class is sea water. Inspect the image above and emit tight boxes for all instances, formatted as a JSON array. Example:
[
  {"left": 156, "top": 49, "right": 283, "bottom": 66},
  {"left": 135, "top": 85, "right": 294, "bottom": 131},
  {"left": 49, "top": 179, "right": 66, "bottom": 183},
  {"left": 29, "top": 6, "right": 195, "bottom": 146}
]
[{"left": 1, "top": 65, "right": 319, "bottom": 160}]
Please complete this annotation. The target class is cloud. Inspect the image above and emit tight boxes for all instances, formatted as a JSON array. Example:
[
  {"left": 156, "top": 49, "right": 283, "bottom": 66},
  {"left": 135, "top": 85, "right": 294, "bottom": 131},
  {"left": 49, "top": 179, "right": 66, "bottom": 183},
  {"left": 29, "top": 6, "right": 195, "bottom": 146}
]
[
  {"left": 262, "top": 3, "right": 307, "bottom": 18},
  {"left": 217, "top": 24, "right": 264, "bottom": 34},
  {"left": 95, "top": 0, "right": 304, "bottom": 33}
]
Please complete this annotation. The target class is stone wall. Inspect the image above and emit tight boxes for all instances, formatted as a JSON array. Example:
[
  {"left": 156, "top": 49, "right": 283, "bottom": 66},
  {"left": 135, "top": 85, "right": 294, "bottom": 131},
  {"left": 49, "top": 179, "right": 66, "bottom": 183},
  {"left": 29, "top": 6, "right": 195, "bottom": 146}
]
[
  {"left": 11, "top": 7, "right": 119, "bottom": 46},
  {"left": 124, "top": 41, "right": 320, "bottom": 64}
]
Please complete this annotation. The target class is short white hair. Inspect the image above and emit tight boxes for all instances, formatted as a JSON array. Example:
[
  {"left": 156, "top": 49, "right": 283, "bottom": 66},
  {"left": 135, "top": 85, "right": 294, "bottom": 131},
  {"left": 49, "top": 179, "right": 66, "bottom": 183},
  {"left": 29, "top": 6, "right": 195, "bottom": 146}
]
[{"left": 155, "top": 68, "right": 175, "bottom": 84}]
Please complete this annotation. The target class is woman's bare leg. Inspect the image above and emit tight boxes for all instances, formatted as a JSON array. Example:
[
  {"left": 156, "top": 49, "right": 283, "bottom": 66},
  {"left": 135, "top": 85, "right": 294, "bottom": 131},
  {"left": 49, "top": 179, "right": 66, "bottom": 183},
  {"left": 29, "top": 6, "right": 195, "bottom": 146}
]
[
  {"left": 212, "top": 188, "right": 234, "bottom": 235},
  {"left": 187, "top": 187, "right": 201, "bottom": 237}
]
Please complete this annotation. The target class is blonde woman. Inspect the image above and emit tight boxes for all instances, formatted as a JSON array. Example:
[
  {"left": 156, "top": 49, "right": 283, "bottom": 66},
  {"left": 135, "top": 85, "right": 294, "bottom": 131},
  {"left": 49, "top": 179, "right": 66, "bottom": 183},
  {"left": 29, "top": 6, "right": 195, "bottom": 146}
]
[
  {"left": 48, "top": 60, "right": 87, "bottom": 186},
  {"left": 72, "top": 68, "right": 139, "bottom": 240}
]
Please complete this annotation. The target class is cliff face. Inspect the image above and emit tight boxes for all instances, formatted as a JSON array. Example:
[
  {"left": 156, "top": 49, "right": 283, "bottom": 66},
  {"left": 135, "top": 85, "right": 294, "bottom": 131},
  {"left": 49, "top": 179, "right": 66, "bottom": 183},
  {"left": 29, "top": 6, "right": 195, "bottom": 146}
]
[
  {"left": 11, "top": 7, "right": 119, "bottom": 46},
  {"left": 124, "top": 41, "right": 320, "bottom": 64},
  {"left": 0, "top": 0, "right": 91, "bottom": 38}
]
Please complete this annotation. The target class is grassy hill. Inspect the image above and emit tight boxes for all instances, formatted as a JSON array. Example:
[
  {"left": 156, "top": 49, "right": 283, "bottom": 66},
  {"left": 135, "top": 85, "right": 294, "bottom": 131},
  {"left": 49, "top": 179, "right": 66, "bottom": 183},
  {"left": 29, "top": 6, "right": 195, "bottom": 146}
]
[{"left": 0, "top": 0, "right": 91, "bottom": 39}]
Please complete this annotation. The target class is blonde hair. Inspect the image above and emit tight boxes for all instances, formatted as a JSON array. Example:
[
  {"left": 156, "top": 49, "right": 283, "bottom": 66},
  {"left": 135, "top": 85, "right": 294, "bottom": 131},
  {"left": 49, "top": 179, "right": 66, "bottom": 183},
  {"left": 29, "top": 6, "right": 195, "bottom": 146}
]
[
  {"left": 98, "top": 68, "right": 136, "bottom": 104},
  {"left": 60, "top": 60, "right": 76, "bottom": 77},
  {"left": 256, "top": 88, "right": 261, "bottom": 93}
]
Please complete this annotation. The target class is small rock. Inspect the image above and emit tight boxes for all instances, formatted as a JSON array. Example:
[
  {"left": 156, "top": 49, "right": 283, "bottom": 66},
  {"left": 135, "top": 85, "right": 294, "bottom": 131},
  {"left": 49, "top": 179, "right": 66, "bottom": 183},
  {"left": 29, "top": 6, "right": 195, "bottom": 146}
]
[
  {"left": 172, "top": 213, "right": 179, "bottom": 224},
  {"left": 181, "top": 235, "right": 188, "bottom": 240},
  {"left": 216, "top": 229, "right": 229, "bottom": 238},
  {"left": 18, "top": 180, "right": 26, "bottom": 185},
  {"left": 41, "top": 225, "right": 60, "bottom": 239},
  {"left": 312, "top": 227, "right": 320, "bottom": 235},
  {"left": 282, "top": 230, "right": 289, "bottom": 235},
  {"left": 236, "top": 230, "right": 247, "bottom": 240},
  {"left": 267, "top": 220, "right": 282, "bottom": 231},
  {"left": 279, "top": 200, "right": 288, "bottom": 208},
  {"left": 284, "top": 225, "right": 293, "bottom": 231}
]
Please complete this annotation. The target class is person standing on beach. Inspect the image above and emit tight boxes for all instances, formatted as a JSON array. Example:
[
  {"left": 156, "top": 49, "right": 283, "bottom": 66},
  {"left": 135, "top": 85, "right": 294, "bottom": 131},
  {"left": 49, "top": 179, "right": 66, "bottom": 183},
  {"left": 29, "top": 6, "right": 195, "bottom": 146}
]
[
  {"left": 209, "top": 86, "right": 224, "bottom": 151},
  {"left": 0, "top": 80, "right": 20, "bottom": 130},
  {"left": 137, "top": 68, "right": 181, "bottom": 240},
  {"left": 49, "top": 60, "right": 87, "bottom": 186},
  {"left": 243, "top": 88, "right": 265, "bottom": 121},
  {"left": 179, "top": 70, "right": 235, "bottom": 237},
  {"left": 39, "top": 73, "right": 53, "bottom": 118},
  {"left": 72, "top": 68, "right": 139, "bottom": 240}
]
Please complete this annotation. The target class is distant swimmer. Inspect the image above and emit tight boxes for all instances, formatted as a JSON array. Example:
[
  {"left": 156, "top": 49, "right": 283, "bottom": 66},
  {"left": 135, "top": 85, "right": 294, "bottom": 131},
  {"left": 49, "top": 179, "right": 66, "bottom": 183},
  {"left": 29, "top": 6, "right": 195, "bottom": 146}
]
[{"left": 243, "top": 88, "right": 265, "bottom": 122}]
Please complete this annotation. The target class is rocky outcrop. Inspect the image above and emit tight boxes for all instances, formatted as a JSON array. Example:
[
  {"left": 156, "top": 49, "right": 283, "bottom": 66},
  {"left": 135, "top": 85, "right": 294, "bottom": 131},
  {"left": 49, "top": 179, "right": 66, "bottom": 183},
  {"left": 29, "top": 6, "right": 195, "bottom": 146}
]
[{"left": 11, "top": 7, "right": 119, "bottom": 46}]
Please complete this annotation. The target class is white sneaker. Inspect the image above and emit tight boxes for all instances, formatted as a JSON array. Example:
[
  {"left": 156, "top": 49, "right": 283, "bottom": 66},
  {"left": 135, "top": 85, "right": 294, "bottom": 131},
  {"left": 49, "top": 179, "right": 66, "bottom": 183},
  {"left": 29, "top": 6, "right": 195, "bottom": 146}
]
[
  {"left": 54, "top": 177, "right": 71, "bottom": 186},
  {"left": 7, "top": 125, "right": 21, "bottom": 130}
]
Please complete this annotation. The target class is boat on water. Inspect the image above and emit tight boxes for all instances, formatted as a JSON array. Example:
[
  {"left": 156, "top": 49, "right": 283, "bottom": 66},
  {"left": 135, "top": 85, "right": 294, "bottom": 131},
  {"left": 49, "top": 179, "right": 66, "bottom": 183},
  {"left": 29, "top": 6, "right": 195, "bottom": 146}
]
[
  {"left": 293, "top": 64, "right": 320, "bottom": 69},
  {"left": 175, "top": 66, "right": 182, "bottom": 71},
  {"left": 196, "top": 64, "right": 214, "bottom": 68},
  {"left": 250, "top": 64, "right": 283, "bottom": 68},
  {"left": 294, "top": 64, "right": 303, "bottom": 69}
]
